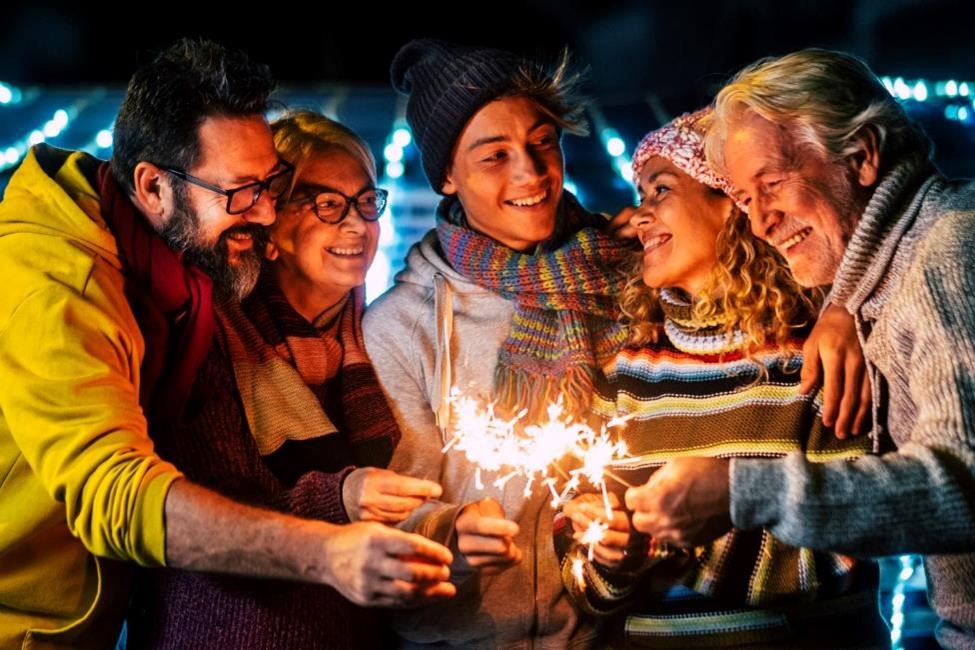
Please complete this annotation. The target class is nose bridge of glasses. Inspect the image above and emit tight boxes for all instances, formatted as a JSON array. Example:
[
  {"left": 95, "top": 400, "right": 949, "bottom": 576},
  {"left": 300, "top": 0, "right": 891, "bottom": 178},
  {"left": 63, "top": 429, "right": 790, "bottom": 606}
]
[
  {"left": 230, "top": 164, "right": 294, "bottom": 213},
  {"left": 322, "top": 188, "right": 387, "bottom": 224}
]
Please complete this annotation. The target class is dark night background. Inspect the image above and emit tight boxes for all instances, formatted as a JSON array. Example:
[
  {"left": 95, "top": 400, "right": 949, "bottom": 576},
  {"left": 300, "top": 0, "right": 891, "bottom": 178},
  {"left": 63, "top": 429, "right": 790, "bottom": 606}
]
[{"left": 1, "top": 3, "right": 970, "bottom": 646}]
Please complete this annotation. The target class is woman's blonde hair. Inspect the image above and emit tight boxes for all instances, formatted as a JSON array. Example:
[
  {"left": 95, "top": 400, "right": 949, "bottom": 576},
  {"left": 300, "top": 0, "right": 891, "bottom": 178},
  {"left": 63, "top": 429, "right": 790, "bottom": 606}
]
[{"left": 271, "top": 110, "right": 377, "bottom": 201}]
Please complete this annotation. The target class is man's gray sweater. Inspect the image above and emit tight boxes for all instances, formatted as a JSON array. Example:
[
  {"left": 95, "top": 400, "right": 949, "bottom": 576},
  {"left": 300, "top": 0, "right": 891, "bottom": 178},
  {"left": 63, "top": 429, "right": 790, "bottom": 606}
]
[{"left": 731, "top": 161, "right": 975, "bottom": 649}]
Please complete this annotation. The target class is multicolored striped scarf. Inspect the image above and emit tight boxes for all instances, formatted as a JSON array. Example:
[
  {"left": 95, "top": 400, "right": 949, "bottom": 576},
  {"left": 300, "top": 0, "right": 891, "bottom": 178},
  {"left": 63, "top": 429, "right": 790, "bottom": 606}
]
[
  {"left": 436, "top": 192, "right": 632, "bottom": 419},
  {"left": 219, "top": 271, "right": 398, "bottom": 466}
]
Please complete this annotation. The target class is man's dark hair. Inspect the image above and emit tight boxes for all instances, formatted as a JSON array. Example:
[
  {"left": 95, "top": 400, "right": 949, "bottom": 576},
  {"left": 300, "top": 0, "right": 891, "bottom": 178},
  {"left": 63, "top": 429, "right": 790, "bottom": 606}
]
[{"left": 111, "top": 38, "right": 276, "bottom": 193}]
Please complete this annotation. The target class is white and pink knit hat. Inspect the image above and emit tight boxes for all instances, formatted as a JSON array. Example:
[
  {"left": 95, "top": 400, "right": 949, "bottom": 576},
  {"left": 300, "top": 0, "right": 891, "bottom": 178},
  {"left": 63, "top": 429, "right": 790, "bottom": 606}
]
[{"left": 630, "top": 107, "right": 737, "bottom": 199}]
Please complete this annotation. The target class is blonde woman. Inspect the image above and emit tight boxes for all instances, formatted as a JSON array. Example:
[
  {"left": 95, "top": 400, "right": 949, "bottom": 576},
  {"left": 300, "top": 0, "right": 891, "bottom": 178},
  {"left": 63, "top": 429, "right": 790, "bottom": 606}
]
[{"left": 556, "top": 109, "right": 889, "bottom": 648}]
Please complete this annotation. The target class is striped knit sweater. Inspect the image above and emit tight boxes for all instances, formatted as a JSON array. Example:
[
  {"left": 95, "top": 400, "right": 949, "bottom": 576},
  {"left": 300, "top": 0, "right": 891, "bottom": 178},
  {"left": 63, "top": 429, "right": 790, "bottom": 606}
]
[
  {"left": 554, "top": 290, "right": 883, "bottom": 647},
  {"left": 731, "top": 161, "right": 975, "bottom": 649}
]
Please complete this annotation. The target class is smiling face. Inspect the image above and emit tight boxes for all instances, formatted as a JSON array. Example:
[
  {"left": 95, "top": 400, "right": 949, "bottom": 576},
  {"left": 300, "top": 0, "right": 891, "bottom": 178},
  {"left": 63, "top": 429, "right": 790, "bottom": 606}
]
[
  {"left": 267, "top": 147, "right": 379, "bottom": 321},
  {"left": 441, "top": 96, "right": 564, "bottom": 252},
  {"left": 722, "top": 112, "right": 867, "bottom": 287},
  {"left": 161, "top": 114, "right": 281, "bottom": 299},
  {"left": 628, "top": 156, "right": 731, "bottom": 297}
]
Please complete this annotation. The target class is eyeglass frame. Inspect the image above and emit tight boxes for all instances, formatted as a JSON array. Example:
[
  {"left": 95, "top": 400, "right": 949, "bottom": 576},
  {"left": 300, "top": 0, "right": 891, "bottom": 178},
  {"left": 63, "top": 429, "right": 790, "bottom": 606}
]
[
  {"left": 281, "top": 185, "right": 390, "bottom": 225},
  {"left": 158, "top": 160, "right": 295, "bottom": 215}
]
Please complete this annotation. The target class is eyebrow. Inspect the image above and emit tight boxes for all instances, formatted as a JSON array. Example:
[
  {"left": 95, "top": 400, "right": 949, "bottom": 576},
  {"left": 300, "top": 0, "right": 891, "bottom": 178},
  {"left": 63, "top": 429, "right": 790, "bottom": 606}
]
[
  {"left": 466, "top": 118, "right": 554, "bottom": 152},
  {"left": 751, "top": 164, "right": 776, "bottom": 180},
  {"left": 296, "top": 182, "right": 374, "bottom": 195},
  {"left": 642, "top": 169, "right": 678, "bottom": 186},
  {"left": 227, "top": 160, "right": 286, "bottom": 185}
]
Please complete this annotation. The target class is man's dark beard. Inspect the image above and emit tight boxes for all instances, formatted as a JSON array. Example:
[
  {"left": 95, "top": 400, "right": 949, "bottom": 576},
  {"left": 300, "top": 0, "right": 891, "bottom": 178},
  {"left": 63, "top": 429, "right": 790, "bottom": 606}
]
[{"left": 161, "top": 189, "right": 264, "bottom": 302}]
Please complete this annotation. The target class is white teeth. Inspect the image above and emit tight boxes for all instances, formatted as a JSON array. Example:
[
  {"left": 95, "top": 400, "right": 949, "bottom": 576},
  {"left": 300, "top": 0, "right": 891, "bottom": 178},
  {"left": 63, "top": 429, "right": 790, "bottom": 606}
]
[
  {"left": 509, "top": 190, "right": 547, "bottom": 207},
  {"left": 776, "top": 227, "right": 813, "bottom": 251},
  {"left": 227, "top": 232, "right": 252, "bottom": 240},
  {"left": 327, "top": 247, "right": 364, "bottom": 256},
  {"left": 642, "top": 234, "right": 670, "bottom": 251}
]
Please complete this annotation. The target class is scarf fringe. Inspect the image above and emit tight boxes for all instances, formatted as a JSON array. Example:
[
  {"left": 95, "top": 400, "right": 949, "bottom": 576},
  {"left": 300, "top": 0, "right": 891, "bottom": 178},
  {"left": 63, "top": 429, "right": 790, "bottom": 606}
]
[{"left": 494, "top": 362, "right": 596, "bottom": 422}]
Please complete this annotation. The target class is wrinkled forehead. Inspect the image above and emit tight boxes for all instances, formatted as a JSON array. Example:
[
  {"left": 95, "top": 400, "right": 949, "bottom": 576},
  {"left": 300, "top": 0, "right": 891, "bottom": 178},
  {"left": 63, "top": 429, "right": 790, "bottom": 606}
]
[{"left": 725, "top": 114, "right": 799, "bottom": 173}]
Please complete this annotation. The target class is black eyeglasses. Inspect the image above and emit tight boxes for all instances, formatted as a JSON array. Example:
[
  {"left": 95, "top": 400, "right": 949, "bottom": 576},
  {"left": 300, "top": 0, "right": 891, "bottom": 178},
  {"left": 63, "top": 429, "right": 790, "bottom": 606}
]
[
  {"left": 283, "top": 186, "right": 389, "bottom": 225},
  {"left": 160, "top": 160, "right": 295, "bottom": 215}
]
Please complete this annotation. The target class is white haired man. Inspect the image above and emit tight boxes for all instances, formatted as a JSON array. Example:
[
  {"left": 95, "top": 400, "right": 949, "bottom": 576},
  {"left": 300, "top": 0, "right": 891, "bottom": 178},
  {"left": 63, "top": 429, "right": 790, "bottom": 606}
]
[{"left": 625, "top": 48, "right": 975, "bottom": 648}]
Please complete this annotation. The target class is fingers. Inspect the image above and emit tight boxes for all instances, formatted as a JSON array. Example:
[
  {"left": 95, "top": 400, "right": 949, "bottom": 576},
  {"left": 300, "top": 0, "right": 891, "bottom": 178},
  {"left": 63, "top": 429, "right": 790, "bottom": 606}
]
[
  {"left": 799, "top": 334, "right": 823, "bottom": 395},
  {"left": 463, "top": 543, "right": 523, "bottom": 573},
  {"left": 355, "top": 470, "right": 442, "bottom": 522},
  {"left": 832, "top": 352, "right": 867, "bottom": 439},
  {"left": 819, "top": 345, "right": 843, "bottom": 429},
  {"left": 609, "top": 205, "right": 638, "bottom": 240},
  {"left": 852, "top": 372, "right": 873, "bottom": 435},
  {"left": 364, "top": 494, "right": 426, "bottom": 515},
  {"left": 456, "top": 512, "right": 519, "bottom": 538},
  {"left": 380, "top": 528, "right": 453, "bottom": 566},
  {"left": 377, "top": 472, "right": 443, "bottom": 500},
  {"left": 564, "top": 495, "right": 628, "bottom": 535},
  {"left": 359, "top": 507, "right": 414, "bottom": 524},
  {"left": 366, "top": 574, "right": 457, "bottom": 608},
  {"left": 379, "top": 554, "right": 451, "bottom": 585},
  {"left": 591, "top": 543, "right": 626, "bottom": 569},
  {"left": 455, "top": 498, "right": 521, "bottom": 572},
  {"left": 456, "top": 499, "right": 518, "bottom": 537}
]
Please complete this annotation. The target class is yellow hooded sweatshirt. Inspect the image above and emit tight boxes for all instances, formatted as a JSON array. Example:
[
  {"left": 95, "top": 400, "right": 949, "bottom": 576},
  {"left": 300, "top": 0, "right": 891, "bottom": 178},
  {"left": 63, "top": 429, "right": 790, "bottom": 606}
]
[{"left": 0, "top": 145, "right": 182, "bottom": 649}]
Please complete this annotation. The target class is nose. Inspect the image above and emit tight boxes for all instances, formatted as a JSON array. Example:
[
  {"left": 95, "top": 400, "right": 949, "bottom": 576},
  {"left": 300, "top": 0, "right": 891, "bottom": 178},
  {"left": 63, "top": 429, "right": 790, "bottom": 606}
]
[
  {"left": 629, "top": 202, "right": 654, "bottom": 231},
  {"left": 513, "top": 148, "right": 548, "bottom": 185},
  {"left": 340, "top": 203, "right": 369, "bottom": 232},
  {"left": 244, "top": 190, "right": 276, "bottom": 226},
  {"left": 747, "top": 193, "right": 781, "bottom": 241}
]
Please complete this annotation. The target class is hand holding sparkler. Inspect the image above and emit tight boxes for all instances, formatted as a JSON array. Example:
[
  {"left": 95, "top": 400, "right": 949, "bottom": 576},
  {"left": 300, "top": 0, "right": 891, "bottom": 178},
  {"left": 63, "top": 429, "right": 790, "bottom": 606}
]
[
  {"left": 625, "top": 457, "right": 733, "bottom": 547},
  {"left": 563, "top": 492, "right": 631, "bottom": 570},
  {"left": 455, "top": 497, "right": 523, "bottom": 575}
]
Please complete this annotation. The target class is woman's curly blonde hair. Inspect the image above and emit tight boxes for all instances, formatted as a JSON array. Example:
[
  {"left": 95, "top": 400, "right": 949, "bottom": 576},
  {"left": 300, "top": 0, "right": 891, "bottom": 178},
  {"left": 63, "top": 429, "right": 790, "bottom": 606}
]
[{"left": 620, "top": 202, "right": 819, "bottom": 361}]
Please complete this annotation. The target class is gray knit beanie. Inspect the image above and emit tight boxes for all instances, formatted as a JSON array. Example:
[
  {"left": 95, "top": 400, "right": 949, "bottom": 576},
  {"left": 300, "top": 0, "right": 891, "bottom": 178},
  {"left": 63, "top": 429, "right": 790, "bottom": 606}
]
[{"left": 390, "top": 39, "right": 526, "bottom": 193}]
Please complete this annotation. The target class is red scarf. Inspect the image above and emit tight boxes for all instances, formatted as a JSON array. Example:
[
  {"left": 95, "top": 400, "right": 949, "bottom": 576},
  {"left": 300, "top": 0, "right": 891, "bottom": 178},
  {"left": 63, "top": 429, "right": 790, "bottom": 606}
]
[{"left": 97, "top": 163, "right": 216, "bottom": 426}]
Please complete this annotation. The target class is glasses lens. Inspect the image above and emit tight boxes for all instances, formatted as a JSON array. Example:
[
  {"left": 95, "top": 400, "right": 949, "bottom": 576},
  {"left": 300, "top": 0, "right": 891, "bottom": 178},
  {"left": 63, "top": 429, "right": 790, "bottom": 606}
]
[
  {"left": 314, "top": 193, "right": 347, "bottom": 223},
  {"left": 228, "top": 183, "right": 261, "bottom": 214},
  {"left": 356, "top": 190, "right": 383, "bottom": 221},
  {"left": 267, "top": 167, "right": 293, "bottom": 199}
]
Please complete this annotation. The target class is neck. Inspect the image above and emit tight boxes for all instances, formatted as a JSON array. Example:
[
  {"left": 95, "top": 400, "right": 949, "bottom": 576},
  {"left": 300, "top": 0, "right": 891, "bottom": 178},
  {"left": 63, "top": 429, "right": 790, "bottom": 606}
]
[{"left": 272, "top": 267, "right": 347, "bottom": 324}]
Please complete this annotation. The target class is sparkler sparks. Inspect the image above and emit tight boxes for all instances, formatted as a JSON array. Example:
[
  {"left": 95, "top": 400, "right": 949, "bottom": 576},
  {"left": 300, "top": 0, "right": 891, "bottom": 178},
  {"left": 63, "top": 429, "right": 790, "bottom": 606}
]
[
  {"left": 441, "top": 389, "right": 634, "bottom": 558},
  {"left": 580, "top": 520, "right": 609, "bottom": 561}
]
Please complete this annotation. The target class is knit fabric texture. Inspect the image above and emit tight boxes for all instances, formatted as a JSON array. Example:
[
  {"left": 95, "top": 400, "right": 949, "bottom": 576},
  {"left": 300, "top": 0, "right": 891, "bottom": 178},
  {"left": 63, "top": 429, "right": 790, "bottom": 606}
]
[
  {"left": 631, "top": 108, "right": 735, "bottom": 197},
  {"left": 554, "top": 290, "right": 878, "bottom": 646},
  {"left": 221, "top": 271, "right": 397, "bottom": 464},
  {"left": 391, "top": 38, "right": 527, "bottom": 192},
  {"left": 127, "top": 277, "right": 402, "bottom": 649},
  {"left": 729, "top": 159, "right": 975, "bottom": 648},
  {"left": 436, "top": 192, "right": 632, "bottom": 419}
]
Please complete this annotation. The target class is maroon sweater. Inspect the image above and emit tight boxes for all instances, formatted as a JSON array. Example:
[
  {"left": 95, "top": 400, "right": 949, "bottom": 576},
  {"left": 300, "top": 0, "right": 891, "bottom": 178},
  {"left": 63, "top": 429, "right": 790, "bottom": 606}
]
[{"left": 126, "top": 332, "right": 392, "bottom": 649}]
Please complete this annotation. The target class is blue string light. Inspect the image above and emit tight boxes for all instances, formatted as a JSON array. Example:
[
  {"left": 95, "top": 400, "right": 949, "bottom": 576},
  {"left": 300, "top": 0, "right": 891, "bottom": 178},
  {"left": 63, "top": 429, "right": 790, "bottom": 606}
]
[
  {"left": 0, "top": 81, "right": 24, "bottom": 105},
  {"left": 368, "top": 117, "right": 413, "bottom": 302},
  {"left": 880, "top": 75, "right": 975, "bottom": 123},
  {"left": 1, "top": 106, "right": 76, "bottom": 172},
  {"left": 889, "top": 555, "right": 918, "bottom": 648}
]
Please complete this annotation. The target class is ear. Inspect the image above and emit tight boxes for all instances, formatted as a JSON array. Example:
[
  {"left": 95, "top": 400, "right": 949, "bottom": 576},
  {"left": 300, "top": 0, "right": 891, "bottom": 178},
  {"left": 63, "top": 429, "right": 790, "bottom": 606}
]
[
  {"left": 441, "top": 171, "right": 458, "bottom": 196},
  {"left": 131, "top": 162, "right": 173, "bottom": 229},
  {"left": 846, "top": 126, "right": 880, "bottom": 188},
  {"left": 264, "top": 237, "right": 280, "bottom": 261},
  {"left": 719, "top": 194, "right": 735, "bottom": 224}
]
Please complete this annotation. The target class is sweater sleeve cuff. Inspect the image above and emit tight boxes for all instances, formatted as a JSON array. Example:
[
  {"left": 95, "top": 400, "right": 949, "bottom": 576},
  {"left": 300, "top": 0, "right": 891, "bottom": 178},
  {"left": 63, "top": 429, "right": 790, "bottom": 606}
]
[
  {"left": 730, "top": 457, "right": 787, "bottom": 531},
  {"left": 290, "top": 466, "right": 355, "bottom": 524}
]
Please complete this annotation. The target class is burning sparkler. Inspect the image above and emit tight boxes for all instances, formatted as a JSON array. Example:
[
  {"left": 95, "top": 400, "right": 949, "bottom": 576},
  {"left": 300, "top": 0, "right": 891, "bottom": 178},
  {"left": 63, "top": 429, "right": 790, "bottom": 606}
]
[{"left": 441, "top": 389, "right": 634, "bottom": 560}]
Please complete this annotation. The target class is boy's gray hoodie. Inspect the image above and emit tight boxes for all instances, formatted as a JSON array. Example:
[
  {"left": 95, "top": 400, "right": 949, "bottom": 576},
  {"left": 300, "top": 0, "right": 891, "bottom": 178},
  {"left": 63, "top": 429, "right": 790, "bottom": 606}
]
[{"left": 363, "top": 230, "right": 598, "bottom": 649}]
